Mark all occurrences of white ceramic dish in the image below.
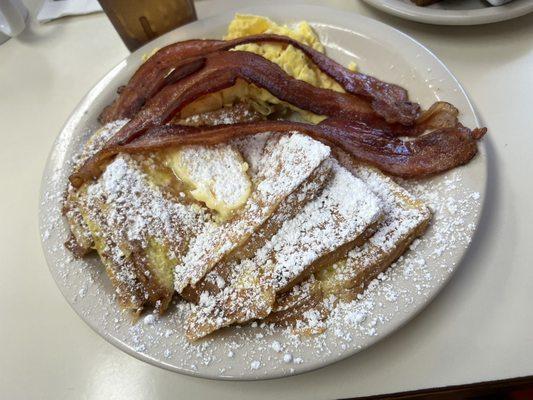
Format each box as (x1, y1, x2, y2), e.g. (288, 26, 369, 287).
(361, 0, 533, 25)
(39, 4, 487, 380)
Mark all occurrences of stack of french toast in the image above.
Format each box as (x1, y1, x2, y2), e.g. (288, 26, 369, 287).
(62, 15, 488, 341)
(64, 101, 431, 341)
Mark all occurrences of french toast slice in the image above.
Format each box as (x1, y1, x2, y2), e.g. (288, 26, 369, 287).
(64, 187, 94, 257)
(76, 154, 209, 314)
(174, 133, 332, 293)
(180, 158, 332, 303)
(185, 159, 382, 340)
(64, 120, 205, 313)
(318, 153, 432, 299)
(266, 152, 431, 331)
(64, 104, 286, 314)
(63, 120, 130, 257)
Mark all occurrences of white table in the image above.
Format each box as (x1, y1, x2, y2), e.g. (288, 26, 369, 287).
(1, 0, 532, 398)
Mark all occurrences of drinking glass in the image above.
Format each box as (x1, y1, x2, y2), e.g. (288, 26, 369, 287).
(98, 0, 197, 51)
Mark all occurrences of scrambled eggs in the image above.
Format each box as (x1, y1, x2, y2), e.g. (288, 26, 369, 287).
(147, 15, 358, 218)
(181, 14, 356, 124)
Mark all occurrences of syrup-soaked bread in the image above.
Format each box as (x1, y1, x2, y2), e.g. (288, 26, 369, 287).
(180, 158, 332, 303)
(63, 105, 270, 313)
(185, 159, 382, 341)
(266, 152, 431, 333)
(174, 133, 332, 293)
(75, 154, 208, 314)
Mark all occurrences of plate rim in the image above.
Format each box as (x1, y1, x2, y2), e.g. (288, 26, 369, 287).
(39, 3, 488, 380)
(361, 0, 533, 25)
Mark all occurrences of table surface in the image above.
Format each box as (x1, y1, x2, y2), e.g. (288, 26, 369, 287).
(1, 0, 532, 398)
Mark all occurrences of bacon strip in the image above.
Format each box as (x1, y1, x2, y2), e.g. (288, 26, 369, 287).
(99, 34, 419, 125)
(98, 50, 429, 154)
(69, 118, 485, 187)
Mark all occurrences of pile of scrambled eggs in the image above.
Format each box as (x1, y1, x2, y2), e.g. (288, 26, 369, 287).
(181, 14, 356, 124)
(152, 15, 358, 219)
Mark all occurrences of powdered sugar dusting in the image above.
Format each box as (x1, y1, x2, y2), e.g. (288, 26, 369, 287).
(167, 144, 252, 218)
(173, 133, 331, 292)
(88, 154, 204, 250)
(42, 100, 484, 379)
(42, 145, 483, 377)
(353, 164, 430, 253)
(232, 132, 272, 176)
(77, 154, 209, 310)
(185, 160, 382, 340)
(264, 160, 382, 291)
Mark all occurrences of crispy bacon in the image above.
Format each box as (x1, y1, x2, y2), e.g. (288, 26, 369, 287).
(99, 34, 419, 125)
(69, 118, 486, 187)
(416, 101, 459, 131)
(97, 51, 431, 153)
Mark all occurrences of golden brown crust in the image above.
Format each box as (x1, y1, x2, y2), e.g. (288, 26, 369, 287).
(180, 159, 333, 303)
(65, 104, 270, 314)
(334, 217, 430, 302)
(278, 218, 381, 294)
(184, 161, 383, 340)
(63, 189, 94, 257)
(265, 279, 325, 329)
(266, 162, 431, 333)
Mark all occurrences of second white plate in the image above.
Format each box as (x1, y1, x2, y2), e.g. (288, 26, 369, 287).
(361, 0, 533, 25)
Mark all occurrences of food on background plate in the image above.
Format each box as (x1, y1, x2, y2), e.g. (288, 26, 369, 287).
(410, 0, 441, 6)
(63, 14, 486, 340)
(409, 0, 513, 6)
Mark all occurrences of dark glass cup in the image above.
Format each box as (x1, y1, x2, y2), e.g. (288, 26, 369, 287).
(98, 0, 197, 51)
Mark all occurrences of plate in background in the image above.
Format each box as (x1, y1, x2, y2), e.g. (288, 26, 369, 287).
(361, 0, 533, 25)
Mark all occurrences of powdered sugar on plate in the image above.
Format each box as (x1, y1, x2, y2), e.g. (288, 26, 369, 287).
(41, 129, 484, 378)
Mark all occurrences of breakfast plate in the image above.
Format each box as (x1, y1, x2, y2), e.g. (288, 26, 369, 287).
(39, 4, 486, 380)
(361, 0, 533, 25)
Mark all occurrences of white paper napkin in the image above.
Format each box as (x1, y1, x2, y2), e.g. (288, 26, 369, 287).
(37, 0, 103, 23)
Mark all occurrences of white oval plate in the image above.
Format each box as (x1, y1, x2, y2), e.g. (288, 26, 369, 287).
(39, 4, 487, 380)
(361, 0, 533, 25)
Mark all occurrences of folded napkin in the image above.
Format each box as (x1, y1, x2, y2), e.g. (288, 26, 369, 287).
(37, 0, 103, 23)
